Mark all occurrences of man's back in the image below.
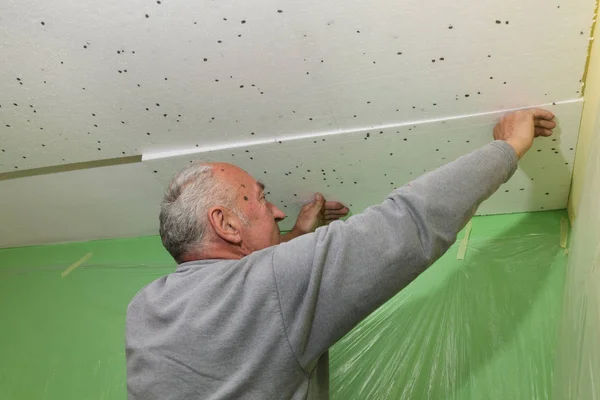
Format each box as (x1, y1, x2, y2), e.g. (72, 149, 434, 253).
(126, 252, 329, 399)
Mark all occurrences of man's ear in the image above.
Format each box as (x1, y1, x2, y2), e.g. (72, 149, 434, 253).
(207, 206, 242, 244)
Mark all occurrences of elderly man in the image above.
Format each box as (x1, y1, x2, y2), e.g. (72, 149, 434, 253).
(126, 109, 556, 399)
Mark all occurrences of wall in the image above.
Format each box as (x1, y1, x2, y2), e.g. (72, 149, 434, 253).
(569, 1, 600, 221)
(0, 236, 174, 399)
(0, 211, 568, 399)
(556, 6, 600, 397)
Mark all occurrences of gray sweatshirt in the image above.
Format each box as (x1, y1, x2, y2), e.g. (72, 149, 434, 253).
(126, 141, 518, 400)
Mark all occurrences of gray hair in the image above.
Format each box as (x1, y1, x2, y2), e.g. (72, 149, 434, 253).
(159, 162, 245, 262)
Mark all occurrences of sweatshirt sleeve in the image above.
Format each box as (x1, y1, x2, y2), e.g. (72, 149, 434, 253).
(270, 140, 518, 372)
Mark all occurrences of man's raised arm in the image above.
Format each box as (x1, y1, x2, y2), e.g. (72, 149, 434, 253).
(270, 109, 556, 372)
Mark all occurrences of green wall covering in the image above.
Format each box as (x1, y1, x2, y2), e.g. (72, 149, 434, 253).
(0, 211, 568, 399)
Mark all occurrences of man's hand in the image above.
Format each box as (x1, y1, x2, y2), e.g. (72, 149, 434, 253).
(280, 193, 349, 242)
(493, 108, 556, 158)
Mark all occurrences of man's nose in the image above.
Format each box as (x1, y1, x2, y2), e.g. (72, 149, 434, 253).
(271, 204, 286, 222)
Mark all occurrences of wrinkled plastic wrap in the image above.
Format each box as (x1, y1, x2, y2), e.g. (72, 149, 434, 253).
(330, 214, 568, 400)
(0, 210, 597, 399)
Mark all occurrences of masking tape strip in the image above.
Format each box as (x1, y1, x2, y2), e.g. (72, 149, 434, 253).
(456, 221, 473, 260)
(61, 252, 93, 278)
(560, 217, 569, 249)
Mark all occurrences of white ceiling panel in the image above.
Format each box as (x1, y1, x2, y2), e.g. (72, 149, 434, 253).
(0, 163, 164, 248)
(0, 0, 595, 172)
(0, 100, 582, 248)
(144, 100, 583, 231)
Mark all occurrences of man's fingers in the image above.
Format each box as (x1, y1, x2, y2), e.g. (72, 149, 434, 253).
(534, 118, 555, 137)
(530, 108, 555, 121)
(536, 119, 556, 129)
(301, 193, 325, 212)
(324, 205, 349, 214)
(324, 206, 349, 213)
(535, 127, 553, 137)
(323, 201, 347, 211)
(324, 210, 348, 219)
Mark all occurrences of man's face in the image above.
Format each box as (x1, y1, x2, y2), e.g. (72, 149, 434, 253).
(238, 179, 286, 253)
(218, 164, 286, 253)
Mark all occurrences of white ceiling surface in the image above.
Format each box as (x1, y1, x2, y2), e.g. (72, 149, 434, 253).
(0, 99, 582, 248)
(0, 0, 595, 173)
(145, 100, 583, 232)
(0, 0, 595, 248)
(0, 163, 164, 249)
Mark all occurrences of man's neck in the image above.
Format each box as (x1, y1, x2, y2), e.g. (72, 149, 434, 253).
(180, 243, 247, 263)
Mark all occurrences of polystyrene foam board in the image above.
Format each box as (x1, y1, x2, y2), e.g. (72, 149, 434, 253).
(0, 0, 595, 172)
(144, 100, 583, 231)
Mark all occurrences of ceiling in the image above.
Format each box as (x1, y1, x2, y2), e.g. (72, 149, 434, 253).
(0, 0, 596, 248)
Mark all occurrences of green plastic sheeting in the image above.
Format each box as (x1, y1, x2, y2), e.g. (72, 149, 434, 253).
(0, 211, 567, 399)
(330, 211, 567, 399)
(0, 236, 175, 400)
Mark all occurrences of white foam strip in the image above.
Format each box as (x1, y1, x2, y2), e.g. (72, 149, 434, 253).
(142, 99, 583, 162)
